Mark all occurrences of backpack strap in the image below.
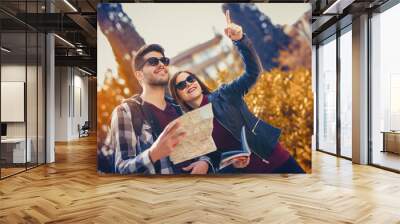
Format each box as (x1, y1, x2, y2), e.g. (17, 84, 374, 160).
(124, 95, 145, 136)
(124, 94, 162, 173)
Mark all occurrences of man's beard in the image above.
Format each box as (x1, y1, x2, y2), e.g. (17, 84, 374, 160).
(145, 75, 169, 86)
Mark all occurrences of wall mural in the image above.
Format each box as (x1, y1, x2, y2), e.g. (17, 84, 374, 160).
(97, 3, 312, 175)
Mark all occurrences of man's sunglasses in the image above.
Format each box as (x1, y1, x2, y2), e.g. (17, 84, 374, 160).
(140, 57, 170, 69)
(175, 75, 196, 90)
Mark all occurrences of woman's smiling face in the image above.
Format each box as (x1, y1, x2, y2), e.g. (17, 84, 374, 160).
(175, 72, 203, 103)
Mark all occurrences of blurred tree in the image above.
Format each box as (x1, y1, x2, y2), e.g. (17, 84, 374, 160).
(222, 3, 291, 71)
(97, 4, 146, 137)
(208, 68, 312, 173)
(244, 69, 313, 172)
(217, 5, 312, 171)
(97, 3, 146, 172)
(278, 11, 312, 71)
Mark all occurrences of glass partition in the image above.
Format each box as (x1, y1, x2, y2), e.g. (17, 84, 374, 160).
(317, 36, 337, 154)
(0, 0, 46, 179)
(339, 28, 352, 158)
(370, 3, 400, 171)
(1, 30, 28, 177)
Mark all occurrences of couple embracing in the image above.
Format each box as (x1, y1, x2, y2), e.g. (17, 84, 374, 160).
(104, 10, 304, 174)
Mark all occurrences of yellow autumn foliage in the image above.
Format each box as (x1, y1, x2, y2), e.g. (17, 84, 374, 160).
(207, 68, 313, 173)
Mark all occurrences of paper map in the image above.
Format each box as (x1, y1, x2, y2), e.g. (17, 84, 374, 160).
(169, 103, 217, 164)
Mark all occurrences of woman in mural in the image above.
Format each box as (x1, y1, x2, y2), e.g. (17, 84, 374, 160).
(169, 10, 305, 173)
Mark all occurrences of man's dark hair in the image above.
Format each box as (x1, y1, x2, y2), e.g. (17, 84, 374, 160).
(133, 44, 165, 71)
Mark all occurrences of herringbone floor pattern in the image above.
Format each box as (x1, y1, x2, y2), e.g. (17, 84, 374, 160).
(1, 135, 400, 224)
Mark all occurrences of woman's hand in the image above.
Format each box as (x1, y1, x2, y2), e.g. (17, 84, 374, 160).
(182, 160, 209, 174)
(224, 10, 243, 41)
(232, 156, 250, 168)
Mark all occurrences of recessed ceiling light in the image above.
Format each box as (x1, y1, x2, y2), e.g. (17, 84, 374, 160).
(323, 0, 355, 15)
(1, 47, 11, 53)
(63, 0, 78, 12)
(54, 34, 75, 48)
(78, 67, 93, 76)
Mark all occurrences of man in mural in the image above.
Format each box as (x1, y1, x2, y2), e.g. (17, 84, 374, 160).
(103, 43, 215, 174)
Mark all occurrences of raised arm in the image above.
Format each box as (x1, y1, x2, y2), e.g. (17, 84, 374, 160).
(218, 10, 262, 99)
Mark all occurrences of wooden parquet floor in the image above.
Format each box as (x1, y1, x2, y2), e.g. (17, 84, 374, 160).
(1, 135, 400, 224)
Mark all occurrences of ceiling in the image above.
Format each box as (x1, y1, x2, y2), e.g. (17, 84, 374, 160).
(311, 0, 390, 44)
(0, 0, 396, 76)
(0, 0, 99, 75)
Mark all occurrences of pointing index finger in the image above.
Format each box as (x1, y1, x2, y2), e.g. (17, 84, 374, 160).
(225, 10, 231, 25)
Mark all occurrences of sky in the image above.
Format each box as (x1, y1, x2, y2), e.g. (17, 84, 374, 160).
(97, 3, 310, 86)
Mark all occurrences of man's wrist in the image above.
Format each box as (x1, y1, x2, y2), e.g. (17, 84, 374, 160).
(149, 146, 160, 163)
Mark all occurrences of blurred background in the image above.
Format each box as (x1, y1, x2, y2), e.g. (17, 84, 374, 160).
(97, 3, 312, 173)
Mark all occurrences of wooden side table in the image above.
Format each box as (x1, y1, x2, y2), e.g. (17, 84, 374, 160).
(381, 131, 400, 154)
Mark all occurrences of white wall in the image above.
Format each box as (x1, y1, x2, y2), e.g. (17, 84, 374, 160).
(1, 63, 46, 164)
(55, 67, 69, 141)
(1, 65, 26, 138)
(72, 73, 89, 138)
(54, 67, 89, 141)
(1, 65, 42, 137)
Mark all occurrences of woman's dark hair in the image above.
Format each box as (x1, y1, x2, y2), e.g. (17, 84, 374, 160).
(169, 70, 211, 112)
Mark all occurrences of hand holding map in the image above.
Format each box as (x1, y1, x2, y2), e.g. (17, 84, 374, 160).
(169, 103, 217, 164)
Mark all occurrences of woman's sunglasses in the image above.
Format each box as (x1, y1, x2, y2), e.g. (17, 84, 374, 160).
(175, 75, 196, 90)
(140, 57, 170, 69)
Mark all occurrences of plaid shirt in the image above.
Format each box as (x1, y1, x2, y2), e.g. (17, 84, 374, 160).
(102, 96, 214, 174)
